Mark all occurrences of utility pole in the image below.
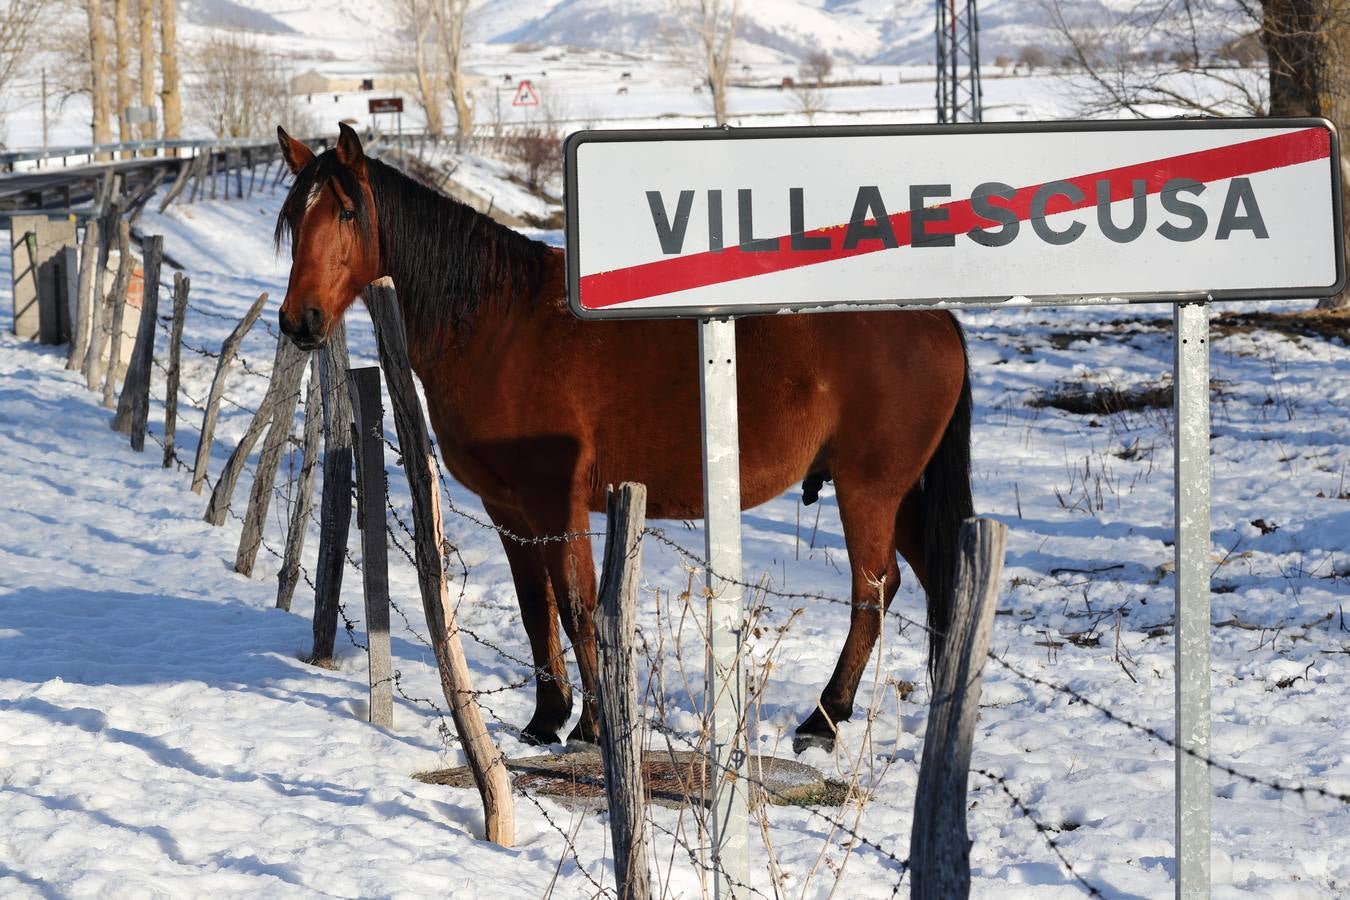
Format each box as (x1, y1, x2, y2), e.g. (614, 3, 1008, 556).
(41, 68, 49, 162)
(935, 0, 982, 123)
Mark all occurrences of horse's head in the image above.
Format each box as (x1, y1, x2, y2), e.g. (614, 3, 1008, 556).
(274, 123, 382, 350)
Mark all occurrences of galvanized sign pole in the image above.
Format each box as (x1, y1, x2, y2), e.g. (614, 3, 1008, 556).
(1173, 300, 1212, 899)
(698, 316, 750, 897)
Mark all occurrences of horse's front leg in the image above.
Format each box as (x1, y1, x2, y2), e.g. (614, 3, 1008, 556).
(536, 502, 601, 745)
(484, 502, 572, 745)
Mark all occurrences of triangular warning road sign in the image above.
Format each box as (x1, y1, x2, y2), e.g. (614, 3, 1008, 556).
(512, 80, 541, 107)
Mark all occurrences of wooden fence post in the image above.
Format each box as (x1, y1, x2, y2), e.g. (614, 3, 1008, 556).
(191, 292, 268, 493)
(910, 517, 1008, 900)
(60, 245, 79, 352)
(112, 234, 162, 449)
(310, 320, 354, 662)
(157, 156, 193, 213)
(85, 177, 122, 387)
(231, 339, 308, 574)
(162, 273, 190, 468)
(276, 355, 323, 611)
(68, 218, 99, 370)
(189, 152, 206, 204)
(364, 277, 515, 847)
(349, 366, 394, 728)
(100, 220, 133, 409)
(203, 334, 305, 528)
(596, 482, 652, 900)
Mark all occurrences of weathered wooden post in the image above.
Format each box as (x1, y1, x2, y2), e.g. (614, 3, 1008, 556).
(276, 356, 323, 611)
(310, 321, 354, 662)
(68, 219, 100, 370)
(162, 273, 190, 468)
(86, 178, 123, 386)
(189, 152, 206, 204)
(910, 517, 1008, 900)
(349, 365, 394, 728)
(112, 234, 163, 450)
(595, 482, 652, 900)
(364, 277, 515, 847)
(100, 220, 134, 408)
(230, 339, 307, 574)
(59, 245, 79, 350)
(201, 333, 304, 525)
(157, 156, 193, 213)
(191, 292, 268, 493)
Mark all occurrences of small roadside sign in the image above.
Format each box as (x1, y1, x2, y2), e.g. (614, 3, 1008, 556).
(368, 97, 404, 114)
(512, 80, 541, 107)
(565, 118, 1344, 319)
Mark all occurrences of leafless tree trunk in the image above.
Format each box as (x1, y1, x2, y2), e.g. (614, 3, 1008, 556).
(114, 0, 132, 153)
(434, 0, 472, 145)
(670, 0, 739, 125)
(389, 0, 445, 136)
(159, 0, 181, 148)
(87, 0, 114, 157)
(138, 0, 155, 142)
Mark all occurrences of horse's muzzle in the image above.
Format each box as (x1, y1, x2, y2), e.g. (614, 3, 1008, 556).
(278, 305, 327, 351)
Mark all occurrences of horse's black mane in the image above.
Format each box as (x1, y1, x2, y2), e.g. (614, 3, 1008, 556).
(276, 150, 555, 337)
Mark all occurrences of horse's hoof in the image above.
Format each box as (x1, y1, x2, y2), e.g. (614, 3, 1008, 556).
(520, 727, 562, 747)
(792, 731, 836, 755)
(566, 721, 599, 746)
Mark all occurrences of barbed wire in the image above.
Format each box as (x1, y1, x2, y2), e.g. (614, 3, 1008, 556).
(97, 281, 1350, 899)
(973, 767, 1104, 898)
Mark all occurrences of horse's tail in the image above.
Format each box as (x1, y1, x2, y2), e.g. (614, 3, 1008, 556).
(919, 315, 975, 680)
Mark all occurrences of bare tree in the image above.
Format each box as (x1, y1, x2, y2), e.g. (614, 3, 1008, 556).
(669, 0, 739, 125)
(799, 48, 833, 85)
(191, 32, 314, 139)
(0, 0, 54, 142)
(159, 0, 181, 146)
(137, 0, 156, 148)
(791, 81, 828, 123)
(433, 0, 472, 144)
(87, 0, 113, 155)
(114, 0, 131, 150)
(1017, 43, 1049, 72)
(1045, 0, 1350, 308)
(1042, 0, 1267, 117)
(388, 0, 445, 136)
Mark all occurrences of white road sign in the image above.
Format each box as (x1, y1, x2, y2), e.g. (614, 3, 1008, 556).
(564, 119, 1344, 318)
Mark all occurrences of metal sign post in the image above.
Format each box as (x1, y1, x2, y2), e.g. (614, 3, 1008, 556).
(698, 316, 749, 896)
(563, 118, 1343, 899)
(1174, 300, 1212, 899)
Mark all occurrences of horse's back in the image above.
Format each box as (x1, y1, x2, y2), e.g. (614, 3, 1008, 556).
(548, 307, 966, 516)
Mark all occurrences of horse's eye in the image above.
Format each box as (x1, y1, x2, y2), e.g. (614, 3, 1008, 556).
(339, 208, 356, 222)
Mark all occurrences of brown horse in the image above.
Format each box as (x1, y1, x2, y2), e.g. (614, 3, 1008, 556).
(274, 123, 973, 753)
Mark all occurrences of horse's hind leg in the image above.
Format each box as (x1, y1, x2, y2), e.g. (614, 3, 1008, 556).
(486, 502, 572, 745)
(793, 475, 905, 754)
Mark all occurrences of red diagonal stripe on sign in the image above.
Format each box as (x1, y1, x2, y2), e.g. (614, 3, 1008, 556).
(577, 127, 1330, 309)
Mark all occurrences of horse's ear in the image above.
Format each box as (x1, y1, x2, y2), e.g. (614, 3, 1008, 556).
(335, 122, 366, 176)
(277, 126, 314, 174)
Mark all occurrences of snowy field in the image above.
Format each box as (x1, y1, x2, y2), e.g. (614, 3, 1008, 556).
(4, 40, 1350, 900)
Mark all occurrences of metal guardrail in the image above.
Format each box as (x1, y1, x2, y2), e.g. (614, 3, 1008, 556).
(0, 137, 281, 168)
